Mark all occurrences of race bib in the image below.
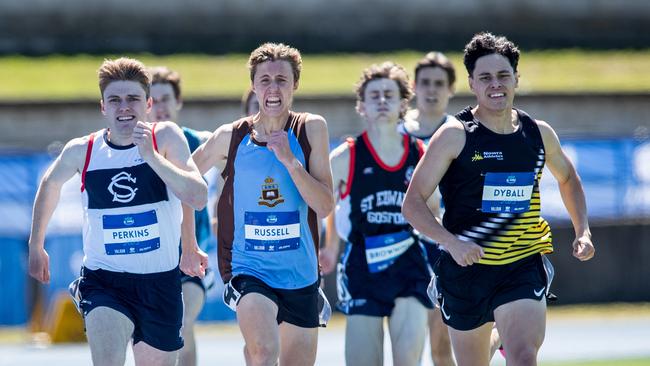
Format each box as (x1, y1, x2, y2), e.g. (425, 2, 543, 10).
(481, 172, 535, 213)
(102, 210, 160, 255)
(364, 231, 414, 273)
(244, 211, 300, 252)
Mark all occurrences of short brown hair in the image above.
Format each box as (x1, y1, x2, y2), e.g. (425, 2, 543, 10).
(355, 62, 413, 119)
(356, 62, 413, 99)
(414, 52, 456, 87)
(149, 66, 182, 101)
(98, 57, 151, 98)
(247, 43, 302, 84)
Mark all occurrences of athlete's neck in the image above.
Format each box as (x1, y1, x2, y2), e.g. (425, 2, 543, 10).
(253, 111, 290, 139)
(472, 106, 519, 134)
(106, 129, 134, 146)
(404, 109, 446, 137)
(366, 120, 402, 149)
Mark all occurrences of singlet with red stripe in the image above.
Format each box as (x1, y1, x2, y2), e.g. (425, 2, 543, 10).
(335, 132, 424, 244)
(80, 126, 182, 274)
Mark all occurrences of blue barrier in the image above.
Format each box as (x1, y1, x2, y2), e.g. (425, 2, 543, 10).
(0, 238, 29, 325)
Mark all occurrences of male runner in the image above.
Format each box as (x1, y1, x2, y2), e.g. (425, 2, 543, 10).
(189, 43, 334, 366)
(403, 33, 595, 366)
(28, 57, 207, 366)
(322, 62, 432, 366)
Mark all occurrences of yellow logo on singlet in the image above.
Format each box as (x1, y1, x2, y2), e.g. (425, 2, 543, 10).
(472, 151, 484, 162)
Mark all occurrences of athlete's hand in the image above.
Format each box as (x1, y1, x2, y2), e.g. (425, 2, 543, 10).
(445, 238, 484, 267)
(267, 131, 295, 168)
(180, 243, 209, 279)
(572, 234, 595, 261)
(319, 245, 339, 275)
(132, 121, 156, 161)
(28, 246, 50, 284)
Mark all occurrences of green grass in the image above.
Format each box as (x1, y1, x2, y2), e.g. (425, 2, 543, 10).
(0, 50, 649, 101)
(541, 358, 650, 366)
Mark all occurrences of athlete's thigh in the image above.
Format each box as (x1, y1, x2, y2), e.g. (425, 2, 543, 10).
(133, 340, 179, 366)
(494, 298, 546, 352)
(85, 306, 134, 364)
(237, 292, 280, 348)
(345, 315, 384, 366)
(388, 297, 428, 366)
(182, 280, 205, 323)
(427, 307, 453, 355)
(447, 321, 493, 366)
(278, 321, 318, 366)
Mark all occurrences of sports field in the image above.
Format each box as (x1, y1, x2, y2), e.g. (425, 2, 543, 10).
(1, 304, 649, 365)
(0, 49, 649, 101)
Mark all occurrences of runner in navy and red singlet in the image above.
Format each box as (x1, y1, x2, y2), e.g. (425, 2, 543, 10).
(321, 62, 431, 366)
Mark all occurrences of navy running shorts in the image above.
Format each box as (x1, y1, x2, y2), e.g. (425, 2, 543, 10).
(336, 241, 433, 317)
(78, 266, 184, 352)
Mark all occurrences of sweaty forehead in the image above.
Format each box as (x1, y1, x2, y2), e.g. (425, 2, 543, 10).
(473, 53, 513, 75)
(103, 80, 147, 98)
(254, 60, 293, 79)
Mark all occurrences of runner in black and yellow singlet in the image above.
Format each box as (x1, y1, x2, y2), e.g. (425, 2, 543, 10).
(403, 33, 595, 366)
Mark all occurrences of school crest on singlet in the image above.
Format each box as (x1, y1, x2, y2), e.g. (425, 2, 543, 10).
(258, 177, 285, 207)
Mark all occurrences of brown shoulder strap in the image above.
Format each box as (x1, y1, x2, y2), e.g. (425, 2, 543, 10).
(290, 112, 312, 172)
(221, 117, 253, 181)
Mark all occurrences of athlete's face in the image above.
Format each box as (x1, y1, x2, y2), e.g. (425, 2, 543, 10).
(149, 82, 181, 122)
(101, 80, 151, 139)
(415, 66, 454, 115)
(358, 78, 405, 125)
(469, 53, 518, 112)
(252, 60, 297, 118)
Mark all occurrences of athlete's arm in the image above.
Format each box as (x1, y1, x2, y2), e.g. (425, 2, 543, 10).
(28, 137, 86, 283)
(194, 129, 213, 146)
(135, 121, 207, 210)
(538, 120, 594, 261)
(180, 203, 208, 278)
(425, 188, 442, 220)
(402, 121, 484, 266)
(178, 128, 214, 277)
(268, 114, 334, 218)
(320, 142, 351, 275)
(192, 123, 231, 176)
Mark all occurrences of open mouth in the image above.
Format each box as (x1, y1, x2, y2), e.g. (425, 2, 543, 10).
(488, 92, 505, 99)
(117, 115, 136, 122)
(265, 96, 281, 108)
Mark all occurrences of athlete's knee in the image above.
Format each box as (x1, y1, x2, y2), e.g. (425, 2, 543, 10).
(506, 344, 538, 366)
(91, 350, 127, 366)
(245, 340, 279, 366)
(430, 342, 454, 366)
